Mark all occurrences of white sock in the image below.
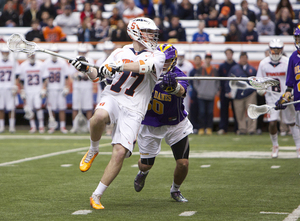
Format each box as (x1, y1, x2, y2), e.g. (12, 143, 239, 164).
(30, 119, 36, 128)
(140, 170, 149, 175)
(90, 138, 100, 152)
(0, 119, 4, 128)
(60, 121, 65, 128)
(290, 125, 300, 150)
(37, 110, 44, 128)
(93, 181, 108, 197)
(270, 133, 279, 147)
(170, 181, 181, 193)
(9, 118, 15, 129)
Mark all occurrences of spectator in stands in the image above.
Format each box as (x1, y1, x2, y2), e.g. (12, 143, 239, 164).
(192, 20, 209, 42)
(197, 0, 215, 20)
(257, 2, 275, 22)
(94, 18, 110, 42)
(91, 0, 105, 13)
(123, 0, 144, 24)
(256, 13, 275, 36)
(93, 9, 103, 29)
(177, 0, 194, 20)
(252, 0, 262, 17)
(4, 0, 24, 18)
(54, 5, 80, 35)
(25, 20, 45, 42)
(241, 21, 258, 42)
(38, 0, 57, 22)
(80, 1, 94, 24)
(138, 0, 155, 19)
(217, 4, 231, 27)
(218, 0, 235, 20)
(40, 11, 50, 28)
(218, 48, 237, 135)
(55, 0, 73, 15)
(158, 0, 177, 23)
(194, 52, 219, 135)
(43, 16, 67, 42)
(275, 7, 294, 35)
(115, 0, 129, 17)
(227, 9, 249, 34)
(164, 16, 186, 42)
(225, 52, 257, 135)
(109, 7, 122, 27)
(0, 0, 5, 12)
(77, 16, 96, 42)
(22, 0, 40, 27)
(224, 23, 241, 42)
(241, 0, 256, 23)
(110, 19, 130, 42)
(275, 0, 294, 20)
(0, 0, 19, 27)
(153, 16, 166, 41)
(206, 8, 219, 28)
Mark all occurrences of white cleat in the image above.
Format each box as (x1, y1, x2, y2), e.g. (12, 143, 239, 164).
(48, 128, 55, 134)
(9, 127, 16, 133)
(0, 127, 4, 133)
(39, 127, 45, 134)
(70, 127, 77, 134)
(60, 127, 68, 134)
(29, 127, 36, 134)
(297, 149, 300, 159)
(272, 146, 279, 158)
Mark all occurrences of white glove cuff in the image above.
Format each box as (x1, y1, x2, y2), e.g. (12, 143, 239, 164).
(139, 60, 154, 74)
(170, 83, 181, 95)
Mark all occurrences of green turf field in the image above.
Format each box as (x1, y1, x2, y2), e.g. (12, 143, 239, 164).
(0, 131, 300, 221)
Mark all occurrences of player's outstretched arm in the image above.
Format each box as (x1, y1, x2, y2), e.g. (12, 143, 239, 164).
(159, 72, 185, 97)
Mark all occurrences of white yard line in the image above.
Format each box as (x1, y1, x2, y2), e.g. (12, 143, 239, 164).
(283, 205, 300, 221)
(260, 211, 289, 215)
(0, 135, 111, 140)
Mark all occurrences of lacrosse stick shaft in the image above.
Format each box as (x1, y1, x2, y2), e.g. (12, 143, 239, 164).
(159, 76, 250, 81)
(282, 100, 300, 106)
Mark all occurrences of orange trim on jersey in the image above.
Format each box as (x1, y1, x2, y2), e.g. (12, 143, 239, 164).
(105, 64, 112, 72)
(139, 60, 145, 65)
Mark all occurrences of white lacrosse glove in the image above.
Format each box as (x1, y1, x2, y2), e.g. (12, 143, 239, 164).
(69, 56, 91, 73)
(257, 89, 266, 96)
(40, 88, 47, 98)
(20, 89, 26, 100)
(11, 85, 18, 96)
(108, 59, 124, 72)
(98, 64, 116, 79)
(62, 87, 69, 97)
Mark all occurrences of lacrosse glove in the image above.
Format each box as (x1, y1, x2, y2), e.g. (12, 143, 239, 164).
(98, 64, 116, 79)
(275, 94, 291, 110)
(159, 72, 180, 94)
(69, 56, 90, 73)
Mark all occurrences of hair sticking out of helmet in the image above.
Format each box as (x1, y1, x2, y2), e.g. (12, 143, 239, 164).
(127, 17, 159, 51)
(269, 39, 284, 63)
(294, 25, 300, 53)
(157, 43, 178, 74)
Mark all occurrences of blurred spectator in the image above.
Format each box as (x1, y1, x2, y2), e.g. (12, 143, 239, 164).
(206, 8, 219, 28)
(218, 48, 237, 135)
(192, 20, 209, 42)
(159, 0, 177, 23)
(54, 5, 80, 35)
(218, 0, 235, 20)
(178, 0, 194, 20)
(80, 1, 94, 24)
(256, 13, 275, 36)
(164, 16, 186, 42)
(225, 52, 257, 135)
(138, 0, 156, 19)
(55, 0, 73, 14)
(3, 0, 24, 17)
(43, 16, 67, 42)
(153, 16, 166, 41)
(0, 1, 5, 12)
(77, 16, 96, 42)
(93, 9, 103, 28)
(94, 18, 110, 42)
(241, 0, 256, 23)
(115, 0, 129, 17)
(253, 0, 262, 17)
(275, 7, 294, 35)
(197, 0, 215, 20)
(194, 52, 219, 135)
(224, 23, 241, 42)
(22, 0, 40, 27)
(227, 9, 249, 34)
(91, 0, 105, 13)
(241, 21, 258, 42)
(275, 0, 294, 20)
(25, 20, 45, 42)
(258, 2, 275, 22)
(109, 7, 122, 27)
(0, 0, 19, 27)
(123, 0, 145, 24)
(38, 0, 57, 21)
(40, 11, 50, 28)
(111, 19, 130, 42)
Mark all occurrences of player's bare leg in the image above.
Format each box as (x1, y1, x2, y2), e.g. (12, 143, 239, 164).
(59, 110, 67, 133)
(269, 121, 279, 158)
(70, 110, 78, 133)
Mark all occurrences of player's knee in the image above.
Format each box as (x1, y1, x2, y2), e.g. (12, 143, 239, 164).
(91, 109, 110, 124)
(269, 121, 277, 128)
(141, 157, 155, 166)
(113, 145, 128, 160)
(176, 158, 189, 169)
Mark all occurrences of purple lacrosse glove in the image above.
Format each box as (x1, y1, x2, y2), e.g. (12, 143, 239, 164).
(275, 96, 288, 110)
(159, 72, 178, 94)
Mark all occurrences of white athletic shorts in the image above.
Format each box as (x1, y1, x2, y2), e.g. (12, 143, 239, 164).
(296, 111, 300, 127)
(72, 88, 93, 111)
(48, 89, 66, 110)
(26, 93, 42, 110)
(267, 104, 295, 124)
(137, 117, 193, 159)
(0, 88, 15, 110)
(95, 94, 143, 156)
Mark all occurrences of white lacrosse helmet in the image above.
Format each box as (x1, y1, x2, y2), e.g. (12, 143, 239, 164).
(269, 39, 284, 63)
(49, 43, 59, 52)
(1, 44, 10, 61)
(77, 43, 88, 54)
(127, 17, 159, 51)
(103, 41, 115, 50)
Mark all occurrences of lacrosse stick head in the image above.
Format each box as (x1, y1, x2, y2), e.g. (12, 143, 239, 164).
(229, 80, 250, 90)
(247, 104, 270, 120)
(48, 119, 58, 130)
(24, 105, 34, 120)
(248, 77, 279, 90)
(7, 33, 39, 57)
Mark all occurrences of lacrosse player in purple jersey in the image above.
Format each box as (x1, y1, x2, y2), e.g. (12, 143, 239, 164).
(134, 44, 193, 202)
(275, 25, 300, 158)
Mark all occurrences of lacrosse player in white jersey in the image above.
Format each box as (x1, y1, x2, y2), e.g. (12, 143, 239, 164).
(0, 45, 19, 133)
(43, 44, 70, 134)
(256, 39, 300, 158)
(69, 17, 165, 209)
(70, 43, 95, 133)
(18, 54, 48, 133)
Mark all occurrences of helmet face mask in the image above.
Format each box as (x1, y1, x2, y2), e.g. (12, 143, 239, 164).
(157, 43, 177, 74)
(269, 39, 283, 62)
(294, 26, 300, 52)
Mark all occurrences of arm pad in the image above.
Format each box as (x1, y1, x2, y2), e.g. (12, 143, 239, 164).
(139, 60, 154, 74)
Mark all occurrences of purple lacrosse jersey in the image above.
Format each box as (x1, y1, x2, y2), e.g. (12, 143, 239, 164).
(142, 66, 189, 127)
(286, 50, 300, 111)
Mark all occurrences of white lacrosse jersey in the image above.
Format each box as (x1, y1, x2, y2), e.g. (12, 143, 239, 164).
(71, 57, 94, 89)
(101, 44, 165, 116)
(0, 59, 19, 89)
(256, 56, 289, 104)
(43, 58, 70, 90)
(18, 60, 48, 93)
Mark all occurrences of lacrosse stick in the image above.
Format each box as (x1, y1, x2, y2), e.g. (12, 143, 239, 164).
(47, 102, 58, 130)
(7, 33, 99, 69)
(229, 80, 281, 94)
(73, 89, 88, 133)
(247, 100, 300, 120)
(24, 104, 34, 120)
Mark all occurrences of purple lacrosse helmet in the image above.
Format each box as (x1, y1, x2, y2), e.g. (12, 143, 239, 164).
(157, 43, 177, 73)
(294, 25, 300, 53)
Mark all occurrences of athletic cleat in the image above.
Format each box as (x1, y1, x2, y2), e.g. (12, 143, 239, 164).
(39, 127, 45, 134)
(79, 150, 98, 172)
(272, 146, 279, 158)
(48, 128, 55, 134)
(90, 194, 104, 209)
(9, 127, 16, 133)
(297, 149, 300, 158)
(134, 171, 148, 192)
(29, 127, 36, 133)
(60, 127, 68, 134)
(171, 191, 188, 202)
(0, 127, 4, 133)
(70, 127, 77, 134)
